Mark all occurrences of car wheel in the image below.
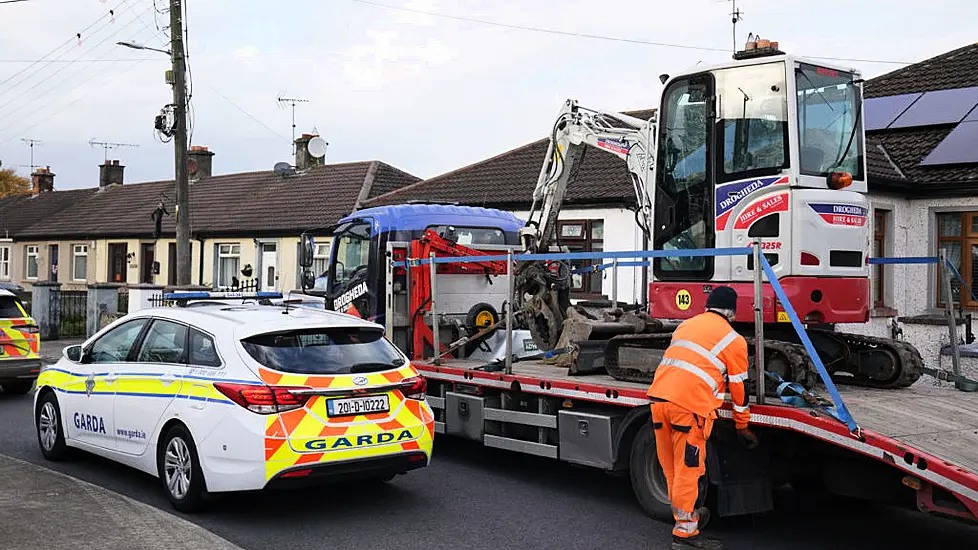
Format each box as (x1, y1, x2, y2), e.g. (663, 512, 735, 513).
(628, 422, 674, 521)
(158, 424, 208, 513)
(4, 381, 35, 395)
(36, 391, 70, 461)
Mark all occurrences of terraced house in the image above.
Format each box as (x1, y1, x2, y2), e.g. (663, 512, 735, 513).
(0, 135, 419, 294)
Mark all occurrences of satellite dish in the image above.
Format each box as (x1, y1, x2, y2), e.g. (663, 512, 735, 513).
(273, 162, 294, 176)
(307, 137, 328, 159)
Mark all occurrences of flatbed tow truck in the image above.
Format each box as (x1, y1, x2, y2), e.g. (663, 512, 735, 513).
(297, 40, 978, 525)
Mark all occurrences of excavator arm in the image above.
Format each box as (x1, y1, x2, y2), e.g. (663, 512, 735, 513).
(516, 100, 658, 351)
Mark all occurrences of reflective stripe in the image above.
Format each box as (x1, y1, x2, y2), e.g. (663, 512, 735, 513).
(717, 393, 730, 401)
(659, 357, 718, 393)
(711, 329, 739, 356)
(733, 403, 750, 413)
(672, 339, 727, 375)
(728, 372, 749, 383)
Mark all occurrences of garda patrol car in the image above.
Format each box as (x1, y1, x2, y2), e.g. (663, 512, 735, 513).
(0, 288, 40, 394)
(33, 292, 434, 512)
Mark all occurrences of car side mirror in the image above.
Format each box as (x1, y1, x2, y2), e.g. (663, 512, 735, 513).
(299, 233, 315, 269)
(64, 345, 83, 363)
(300, 269, 317, 291)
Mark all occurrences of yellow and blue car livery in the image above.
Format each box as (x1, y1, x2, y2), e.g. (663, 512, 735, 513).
(0, 288, 40, 394)
(33, 296, 434, 509)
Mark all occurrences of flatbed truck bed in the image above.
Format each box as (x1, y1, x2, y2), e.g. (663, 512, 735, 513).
(416, 358, 978, 523)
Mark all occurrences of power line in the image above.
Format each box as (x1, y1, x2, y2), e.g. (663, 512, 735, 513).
(208, 84, 290, 142)
(346, 0, 912, 65)
(0, 58, 156, 63)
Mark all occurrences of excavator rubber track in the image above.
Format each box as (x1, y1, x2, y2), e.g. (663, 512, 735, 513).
(603, 333, 819, 394)
(603, 330, 922, 391)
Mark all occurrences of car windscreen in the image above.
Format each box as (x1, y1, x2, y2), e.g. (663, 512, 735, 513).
(240, 326, 405, 375)
(0, 297, 25, 318)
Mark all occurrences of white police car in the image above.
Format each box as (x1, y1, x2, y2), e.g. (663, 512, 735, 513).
(33, 292, 434, 512)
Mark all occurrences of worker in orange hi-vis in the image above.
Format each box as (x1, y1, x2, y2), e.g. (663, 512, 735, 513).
(647, 286, 759, 550)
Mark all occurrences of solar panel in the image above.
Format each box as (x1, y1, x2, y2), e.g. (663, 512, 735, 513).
(864, 93, 922, 131)
(889, 86, 978, 129)
(919, 121, 978, 165)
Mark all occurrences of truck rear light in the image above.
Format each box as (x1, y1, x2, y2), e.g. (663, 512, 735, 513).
(214, 382, 312, 414)
(800, 252, 821, 266)
(400, 376, 427, 400)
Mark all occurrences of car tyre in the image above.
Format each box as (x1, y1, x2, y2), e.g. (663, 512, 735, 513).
(629, 421, 674, 521)
(4, 381, 35, 395)
(158, 424, 208, 513)
(36, 391, 71, 461)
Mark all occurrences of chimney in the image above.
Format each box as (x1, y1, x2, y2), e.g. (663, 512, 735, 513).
(187, 145, 214, 180)
(294, 133, 325, 171)
(31, 166, 55, 194)
(99, 159, 125, 188)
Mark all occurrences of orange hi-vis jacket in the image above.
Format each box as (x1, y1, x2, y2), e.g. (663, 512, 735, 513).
(647, 311, 751, 429)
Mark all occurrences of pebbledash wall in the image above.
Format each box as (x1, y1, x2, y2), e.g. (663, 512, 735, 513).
(838, 195, 978, 385)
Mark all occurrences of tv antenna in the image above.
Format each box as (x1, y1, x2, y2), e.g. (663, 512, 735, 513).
(89, 138, 139, 162)
(277, 95, 309, 154)
(20, 138, 42, 170)
(729, 0, 744, 53)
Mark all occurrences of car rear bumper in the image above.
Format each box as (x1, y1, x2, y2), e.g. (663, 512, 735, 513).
(0, 358, 41, 381)
(265, 451, 430, 489)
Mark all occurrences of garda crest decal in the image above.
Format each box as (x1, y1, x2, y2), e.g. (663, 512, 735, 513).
(303, 429, 415, 451)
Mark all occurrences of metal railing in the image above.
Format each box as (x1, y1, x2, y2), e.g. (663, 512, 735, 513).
(393, 240, 862, 435)
(59, 290, 87, 338)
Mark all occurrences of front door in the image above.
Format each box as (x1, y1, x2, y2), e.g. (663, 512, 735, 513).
(114, 318, 185, 455)
(48, 244, 59, 281)
(140, 243, 155, 284)
(108, 243, 128, 283)
(66, 317, 150, 450)
(261, 243, 278, 291)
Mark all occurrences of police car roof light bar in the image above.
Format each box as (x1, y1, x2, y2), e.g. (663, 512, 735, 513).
(163, 291, 285, 301)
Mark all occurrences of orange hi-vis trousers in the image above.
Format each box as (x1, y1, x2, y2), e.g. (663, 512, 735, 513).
(651, 400, 714, 539)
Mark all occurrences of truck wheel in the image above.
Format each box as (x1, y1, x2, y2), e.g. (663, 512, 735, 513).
(466, 303, 498, 333)
(4, 381, 35, 395)
(628, 423, 673, 521)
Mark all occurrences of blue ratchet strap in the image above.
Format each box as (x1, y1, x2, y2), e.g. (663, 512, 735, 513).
(764, 371, 845, 424)
(945, 259, 978, 303)
(867, 256, 939, 265)
(759, 254, 860, 435)
(394, 246, 754, 268)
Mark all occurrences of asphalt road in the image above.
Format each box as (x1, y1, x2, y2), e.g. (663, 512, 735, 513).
(2, 391, 976, 550)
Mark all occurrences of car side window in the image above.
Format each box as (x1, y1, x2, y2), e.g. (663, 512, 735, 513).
(136, 320, 189, 365)
(189, 329, 221, 367)
(87, 319, 149, 363)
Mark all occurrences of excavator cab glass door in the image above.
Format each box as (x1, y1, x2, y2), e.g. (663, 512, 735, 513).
(653, 73, 715, 281)
(326, 220, 378, 319)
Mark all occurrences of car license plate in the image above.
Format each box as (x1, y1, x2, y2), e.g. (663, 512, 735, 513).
(327, 395, 390, 417)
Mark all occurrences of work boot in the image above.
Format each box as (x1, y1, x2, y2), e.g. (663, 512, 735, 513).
(672, 534, 724, 550)
(695, 506, 711, 531)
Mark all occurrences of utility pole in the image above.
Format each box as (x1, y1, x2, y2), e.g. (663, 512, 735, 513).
(170, 0, 191, 286)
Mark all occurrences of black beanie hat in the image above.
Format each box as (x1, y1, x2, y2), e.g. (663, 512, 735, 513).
(705, 286, 738, 313)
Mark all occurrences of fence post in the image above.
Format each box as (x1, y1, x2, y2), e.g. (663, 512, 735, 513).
(86, 283, 121, 338)
(127, 284, 165, 314)
(430, 252, 440, 365)
(611, 258, 619, 305)
(505, 249, 514, 375)
(30, 282, 61, 341)
(753, 238, 766, 405)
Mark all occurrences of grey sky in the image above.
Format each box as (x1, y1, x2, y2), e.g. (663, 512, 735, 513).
(0, 0, 975, 190)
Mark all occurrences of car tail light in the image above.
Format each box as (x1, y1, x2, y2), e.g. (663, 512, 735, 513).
(400, 376, 427, 400)
(214, 382, 311, 414)
(281, 469, 312, 478)
(12, 324, 39, 335)
(800, 252, 820, 266)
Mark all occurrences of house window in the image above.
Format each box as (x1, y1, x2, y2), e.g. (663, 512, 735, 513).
(872, 210, 890, 308)
(217, 243, 241, 288)
(72, 244, 88, 281)
(25, 245, 39, 279)
(312, 243, 330, 277)
(557, 219, 604, 297)
(937, 212, 978, 308)
(0, 245, 10, 280)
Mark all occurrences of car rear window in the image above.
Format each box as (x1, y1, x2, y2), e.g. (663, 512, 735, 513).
(240, 327, 404, 375)
(0, 297, 25, 319)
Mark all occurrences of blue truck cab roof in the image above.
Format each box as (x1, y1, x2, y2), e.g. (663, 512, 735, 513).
(341, 204, 525, 235)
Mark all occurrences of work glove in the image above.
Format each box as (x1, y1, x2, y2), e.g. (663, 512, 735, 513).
(736, 427, 759, 450)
